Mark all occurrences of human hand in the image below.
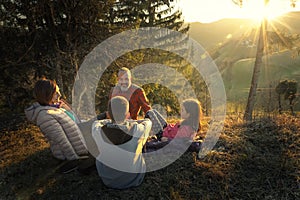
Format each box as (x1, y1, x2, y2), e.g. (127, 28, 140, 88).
(161, 137, 168, 142)
(59, 99, 72, 111)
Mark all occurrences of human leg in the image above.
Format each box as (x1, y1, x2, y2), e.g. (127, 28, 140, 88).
(145, 109, 167, 140)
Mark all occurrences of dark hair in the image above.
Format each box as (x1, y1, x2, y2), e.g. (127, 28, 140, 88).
(180, 99, 202, 132)
(108, 96, 129, 123)
(33, 78, 57, 106)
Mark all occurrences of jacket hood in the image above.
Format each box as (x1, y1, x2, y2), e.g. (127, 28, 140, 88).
(24, 102, 54, 124)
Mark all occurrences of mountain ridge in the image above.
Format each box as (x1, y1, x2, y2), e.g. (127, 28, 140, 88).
(188, 11, 300, 50)
(186, 11, 300, 110)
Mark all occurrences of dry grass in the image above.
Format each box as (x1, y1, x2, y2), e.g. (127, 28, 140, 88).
(0, 113, 299, 199)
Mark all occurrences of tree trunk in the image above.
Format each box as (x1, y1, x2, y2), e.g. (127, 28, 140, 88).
(289, 98, 294, 116)
(278, 94, 282, 114)
(55, 54, 64, 98)
(243, 18, 268, 121)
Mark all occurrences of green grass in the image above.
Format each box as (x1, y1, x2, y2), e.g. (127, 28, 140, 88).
(220, 49, 300, 112)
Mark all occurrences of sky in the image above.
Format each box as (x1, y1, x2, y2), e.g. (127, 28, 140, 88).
(179, 0, 300, 23)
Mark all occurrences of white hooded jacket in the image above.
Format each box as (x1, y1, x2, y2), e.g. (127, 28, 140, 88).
(25, 102, 88, 160)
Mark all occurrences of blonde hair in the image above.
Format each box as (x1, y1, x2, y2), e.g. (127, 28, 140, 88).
(118, 67, 131, 78)
(108, 96, 129, 123)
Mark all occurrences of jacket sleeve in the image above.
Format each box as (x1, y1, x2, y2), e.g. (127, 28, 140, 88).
(137, 118, 152, 145)
(137, 88, 151, 113)
(108, 87, 114, 100)
(38, 111, 81, 160)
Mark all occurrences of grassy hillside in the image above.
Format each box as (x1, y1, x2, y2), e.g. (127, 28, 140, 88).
(188, 18, 256, 50)
(188, 11, 300, 50)
(188, 11, 300, 112)
(221, 49, 300, 112)
(1, 114, 299, 199)
(223, 50, 300, 97)
(273, 11, 300, 33)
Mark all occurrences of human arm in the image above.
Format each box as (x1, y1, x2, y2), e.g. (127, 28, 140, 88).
(58, 99, 72, 111)
(133, 118, 152, 137)
(57, 99, 81, 124)
(78, 118, 100, 157)
(108, 87, 114, 100)
(134, 118, 152, 147)
(162, 123, 178, 139)
(136, 88, 151, 114)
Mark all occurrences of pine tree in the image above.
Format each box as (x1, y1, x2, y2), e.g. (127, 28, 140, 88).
(0, 0, 114, 111)
(98, 0, 208, 116)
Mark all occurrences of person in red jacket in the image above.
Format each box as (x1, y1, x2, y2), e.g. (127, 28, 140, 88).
(98, 67, 151, 120)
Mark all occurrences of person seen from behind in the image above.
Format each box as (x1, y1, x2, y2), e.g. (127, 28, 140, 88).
(92, 96, 152, 189)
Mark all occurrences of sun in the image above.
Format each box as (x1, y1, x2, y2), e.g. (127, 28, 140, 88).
(239, 0, 291, 21)
(180, 0, 296, 23)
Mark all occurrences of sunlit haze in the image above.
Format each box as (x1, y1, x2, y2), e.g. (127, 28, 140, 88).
(180, 0, 300, 23)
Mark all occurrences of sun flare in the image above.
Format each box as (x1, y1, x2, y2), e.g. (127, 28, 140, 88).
(240, 0, 290, 22)
(180, 0, 298, 23)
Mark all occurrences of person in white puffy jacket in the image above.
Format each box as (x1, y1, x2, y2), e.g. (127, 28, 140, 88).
(25, 78, 89, 161)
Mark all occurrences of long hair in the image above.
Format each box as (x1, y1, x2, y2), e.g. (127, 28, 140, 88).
(180, 99, 202, 132)
(33, 78, 57, 106)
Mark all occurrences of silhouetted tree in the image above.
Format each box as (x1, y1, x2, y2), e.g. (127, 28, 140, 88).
(0, 0, 113, 111)
(275, 80, 298, 115)
(232, 0, 298, 121)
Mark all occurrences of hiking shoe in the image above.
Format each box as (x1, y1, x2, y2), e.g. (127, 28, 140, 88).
(188, 142, 201, 152)
(77, 156, 96, 175)
(57, 160, 79, 174)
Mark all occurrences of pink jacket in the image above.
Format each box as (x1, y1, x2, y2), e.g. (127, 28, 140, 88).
(162, 122, 195, 140)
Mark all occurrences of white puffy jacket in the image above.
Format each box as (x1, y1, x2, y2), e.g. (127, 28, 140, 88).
(25, 102, 88, 160)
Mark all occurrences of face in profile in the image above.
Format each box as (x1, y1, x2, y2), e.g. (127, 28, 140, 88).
(51, 86, 62, 104)
(118, 72, 132, 92)
(180, 104, 190, 120)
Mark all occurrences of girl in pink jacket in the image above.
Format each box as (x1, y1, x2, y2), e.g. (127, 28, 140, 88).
(160, 99, 201, 141)
(145, 99, 202, 152)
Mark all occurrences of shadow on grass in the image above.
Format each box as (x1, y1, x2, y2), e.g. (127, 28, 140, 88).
(225, 117, 299, 199)
(1, 149, 61, 200)
(1, 115, 299, 199)
(1, 148, 202, 199)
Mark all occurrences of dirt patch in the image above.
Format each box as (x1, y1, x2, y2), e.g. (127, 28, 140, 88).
(0, 114, 299, 199)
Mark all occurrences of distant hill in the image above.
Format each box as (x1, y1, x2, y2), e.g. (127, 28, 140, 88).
(223, 50, 300, 98)
(188, 11, 300, 50)
(188, 18, 255, 50)
(187, 11, 300, 111)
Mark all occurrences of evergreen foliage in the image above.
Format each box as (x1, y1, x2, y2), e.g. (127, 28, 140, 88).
(0, 0, 206, 116)
(1, 0, 114, 112)
(94, 0, 205, 116)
